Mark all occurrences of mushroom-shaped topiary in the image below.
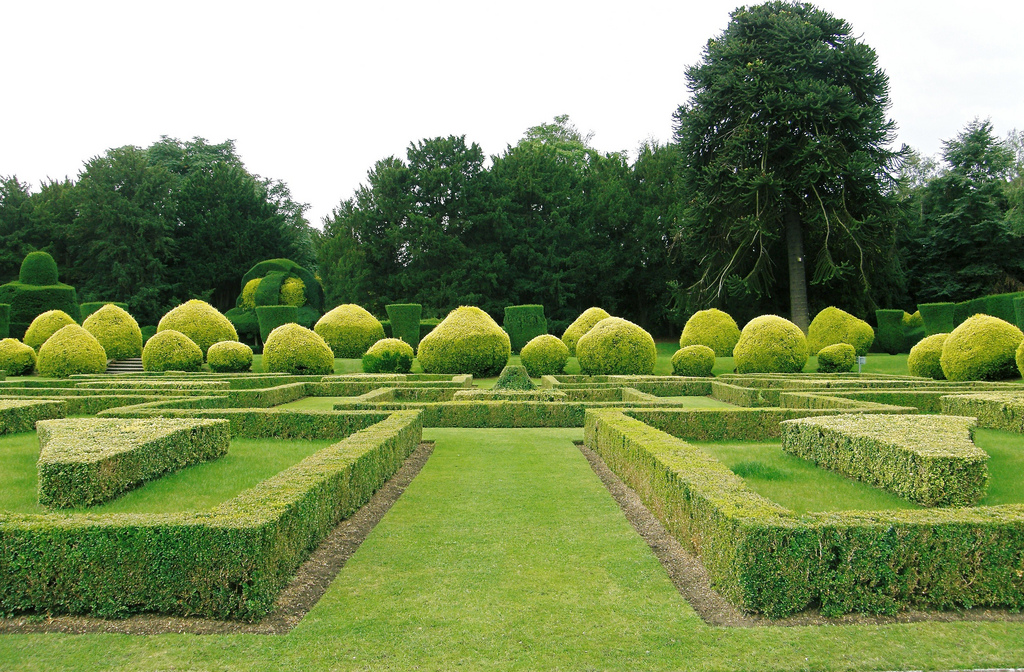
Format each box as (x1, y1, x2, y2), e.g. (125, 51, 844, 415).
(0, 338, 37, 375)
(561, 307, 611, 357)
(416, 306, 511, 377)
(494, 364, 535, 390)
(142, 330, 204, 372)
(37, 325, 108, 377)
(520, 334, 569, 378)
(576, 317, 656, 376)
(909, 333, 948, 380)
(314, 304, 385, 359)
(671, 345, 715, 377)
(157, 299, 238, 358)
(807, 306, 875, 356)
(19, 251, 60, 286)
(24, 310, 77, 351)
(817, 343, 856, 373)
(679, 308, 741, 357)
(940, 315, 1023, 381)
(263, 323, 335, 375)
(361, 337, 414, 374)
(82, 304, 143, 360)
(207, 341, 253, 373)
(733, 315, 809, 374)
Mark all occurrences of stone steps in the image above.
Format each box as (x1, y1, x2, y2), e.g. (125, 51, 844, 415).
(105, 357, 143, 374)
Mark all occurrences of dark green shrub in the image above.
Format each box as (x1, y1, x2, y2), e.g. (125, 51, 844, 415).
(919, 302, 956, 335)
(141, 325, 157, 344)
(986, 293, 1022, 324)
(240, 258, 325, 312)
(562, 307, 611, 356)
(576, 317, 656, 375)
(362, 338, 414, 373)
(874, 309, 905, 355)
(908, 333, 948, 379)
(807, 306, 874, 356)
(1016, 297, 1024, 331)
(253, 271, 287, 306)
(940, 314, 1023, 381)
(417, 306, 510, 377)
(494, 364, 535, 390)
(678, 308, 741, 357)
(0, 251, 80, 339)
(80, 302, 129, 320)
(519, 334, 569, 377)
(82, 304, 143, 359)
(671, 345, 715, 377)
(207, 341, 253, 373)
(157, 300, 238, 358)
(142, 330, 203, 372)
(225, 306, 259, 341)
(902, 310, 926, 352)
(816, 343, 856, 373)
(263, 323, 335, 375)
(37, 325, 108, 378)
(385, 304, 422, 348)
(733, 315, 808, 374)
(19, 251, 59, 285)
(503, 305, 547, 352)
(0, 303, 10, 339)
(0, 338, 36, 375)
(256, 305, 298, 343)
(419, 318, 441, 341)
(315, 304, 385, 358)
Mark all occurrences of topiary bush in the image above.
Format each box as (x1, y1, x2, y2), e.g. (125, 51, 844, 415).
(671, 345, 715, 377)
(561, 307, 611, 356)
(874, 309, 905, 355)
(157, 299, 238, 358)
(733, 315, 809, 374)
(82, 304, 143, 360)
(494, 364, 535, 390)
(207, 341, 253, 373)
(385, 304, 423, 349)
(0, 251, 80, 339)
(416, 306, 511, 377)
(362, 338, 415, 373)
(940, 314, 1024, 381)
(0, 303, 9, 339)
(36, 325, 108, 378)
(919, 302, 956, 336)
(576, 317, 656, 376)
(279, 277, 306, 307)
(240, 278, 261, 310)
(19, 251, 59, 286)
(519, 334, 569, 377)
(817, 343, 856, 373)
(142, 330, 204, 372)
(80, 302, 130, 321)
(23, 310, 77, 351)
(807, 306, 874, 356)
(503, 305, 547, 353)
(0, 338, 37, 375)
(678, 308, 741, 357)
(314, 304, 385, 359)
(256, 305, 298, 343)
(909, 333, 948, 380)
(263, 323, 335, 375)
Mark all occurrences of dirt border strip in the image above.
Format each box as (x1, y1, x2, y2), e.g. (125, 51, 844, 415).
(577, 441, 1024, 629)
(0, 441, 435, 636)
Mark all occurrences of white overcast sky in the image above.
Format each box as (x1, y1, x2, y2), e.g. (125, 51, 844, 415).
(2, 0, 1022, 228)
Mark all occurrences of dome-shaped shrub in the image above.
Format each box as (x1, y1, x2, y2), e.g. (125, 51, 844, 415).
(314, 304, 385, 359)
(671, 345, 715, 377)
(279, 277, 306, 307)
(909, 333, 948, 380)
(37, 325, 107, 378)
(362, 338, 414, 374)
(207, 341, 253, 373)
(82, 304, 143, 360)
(817, 343, 856, 373)
(494, 364, 534, 390)
(416, 306, 511, 377)
(561, 307, 611, 356)
(142, 330, 204, 372)
(0, 338, 37, 375)
(157, 299, 238, 358)
(576, 317, 656, 376)
(807, 306, 874, 356)
(24, 310, 77, 351)
(679, 309, 741, 357)
(940, 315, 1023, 381)
(240, 278, 261, 310)
(19, 251, 59, 286)
(733, 315, 809, 374)
(520, 334, 569, 378)
(263, 323, 335, 375)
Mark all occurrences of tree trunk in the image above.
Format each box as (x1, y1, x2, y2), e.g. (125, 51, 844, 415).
(786, 207, 809, 332)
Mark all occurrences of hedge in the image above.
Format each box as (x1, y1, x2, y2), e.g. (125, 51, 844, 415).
(207, 341, 253, 373)
(80, 302, 130, 320)
(503, 305, 547, 352)
(452, 389, 566, 402)
(576, 317, 656, 376)
(263, 323, 334, 375)
(919, 302, 956, 336)
(0, 394, 163, 416)
(941, 393, 1024, 433)
(0, 399, 67, 434)
(874, 309, 905, 354)
(0, 303, 10, 340)
(142, 330, 204, 372)
(385, 303, 422, 348)
(256, 305, 298, 343)
(816, 343, 856, 373)
(671, 345, 715, 377)
(0, 338, 36, 376)
(0, 283, 81, 340)
(678, 308, 741, 357)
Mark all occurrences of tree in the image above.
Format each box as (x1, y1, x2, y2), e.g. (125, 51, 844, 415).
(674, 1, 902, 329)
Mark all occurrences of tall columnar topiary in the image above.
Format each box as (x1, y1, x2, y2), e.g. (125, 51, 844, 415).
(671, 345, 715, 377)
(82, 304, 143, 360)
(0, 338, 37, 375)
(142, 330, 204, 372)
(23, 310, 77, 351)
(561, 307, 611, 356)
(874, 309, 905, 355)
(314, 304, 385, 358)
(263, 323, 335, 375)
(733, 315, 809, 374)
(226, 259, 325, 339)
(157, 299, 238, 358)
(519, 334, 569, 378)
(256, 305, 298, 343)
(807, 306, 874, 356)
(207, 341, 253, 373)
(417, 306, 511, 377)
(36, 325, 108, 378)
(940, 314, 1023, 381)
(678, 308, 741, 357)
(0, 251, 81, 339)
(817, 343, 856, 373)
(919, 302, 957, 336)
(576, 317, 657, 376)
(385, 304, 423, 349)
(362, 338, 414, 374)
(503, 305, 548, 353)
(909, 333, 948, 380)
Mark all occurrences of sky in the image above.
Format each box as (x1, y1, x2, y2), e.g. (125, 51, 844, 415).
(2, 0, 1022, 228)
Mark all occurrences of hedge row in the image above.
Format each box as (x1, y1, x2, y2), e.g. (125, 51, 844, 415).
(452, 389, 567, 402)
(73, 380, 231, 391)
(0, 399, 67, 434)
(0, 394, 164, 416)
(941, 393, 1024, 433)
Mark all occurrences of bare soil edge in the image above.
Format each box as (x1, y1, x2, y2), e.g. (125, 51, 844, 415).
(0, 441, 435, 636)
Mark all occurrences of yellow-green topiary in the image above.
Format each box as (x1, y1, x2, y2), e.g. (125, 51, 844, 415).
(0, 338, 37, 375)
(157, 299, 238, 358)
(903, 310, 924, 330)
(416, 306, 511, 377)
(36, 325, 108, 377)
(207, 340, 253, 373)
(362, 338, 414, 373)
(576, 317, 656, 376)
(263, 323, 335, 375)
(279, 277, 306, 307)
(909, 333, 948, 380)
(82, 304, 143, 360)
(734, 315, 809, 374)
(940, 315, 1023, 381)
(561, 307, 611, 356)
(142, 330, 203, 372)
(240, 278, 261, 310)
(817, 343, 856, 373)
(679, 308, 741, 357)
(24, 310, 76, 351)
(671, 345, 715, 377)
(807, 306, 874, 356)
(520, 334, 569, 377)
(314, 304, 385, 359)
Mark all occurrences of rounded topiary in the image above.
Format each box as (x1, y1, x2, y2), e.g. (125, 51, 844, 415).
(520, 334, 569, 378)
(24, 310, 77, 351)
(576, 317, 656, 376)
(0, 338, 37, 375)
(240, 278, 261, 310)
(733, 315, 809, 374)
(142, 330, 203, 372)
(279, 277, 306, 307)
(19, 251, 59, 286)
(416, 306, 511, 377)
(157, 299, 238, 358)
(362, 337, 414, 374)
(679, 308, 741, 357)
(36, 325, 108, 378)
(82, 304, 143, 360)
(909, 333, 948, 380)
(207, 341, 253, 373)
(314, 304, 385, 359)
(494, 364, 535, 390)
(807, 306, 875, 356)
(263, 323, 335, 375)
(817, 343, 856, 373)
(671, 345, 715, 377)
(940, 315, 1024, 381)
(562, 307, 611, 356)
